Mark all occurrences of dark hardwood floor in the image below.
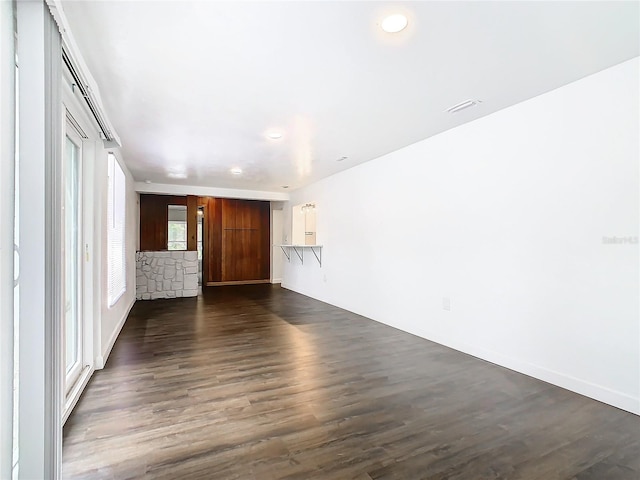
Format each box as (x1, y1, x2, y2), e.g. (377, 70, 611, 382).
(63, 285, 640, 479)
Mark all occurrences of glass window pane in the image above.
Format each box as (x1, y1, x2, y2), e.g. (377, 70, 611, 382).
(107, 153, 126, 306)
(64, 136, 79, 375)
(167, 205, 187, 250)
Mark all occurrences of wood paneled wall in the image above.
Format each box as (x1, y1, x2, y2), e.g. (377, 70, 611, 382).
(199, 197, 270, 285)
(139, 194, 197, 251)
(200, 197, 223, 283)
(141, 194, 270, 284)
(186, 195, 198, 251)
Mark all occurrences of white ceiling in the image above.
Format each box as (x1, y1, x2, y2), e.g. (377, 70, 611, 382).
(60, 1, 639, 193)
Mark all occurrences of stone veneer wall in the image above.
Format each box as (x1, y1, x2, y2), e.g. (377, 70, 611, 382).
(136, 251, 199, 300)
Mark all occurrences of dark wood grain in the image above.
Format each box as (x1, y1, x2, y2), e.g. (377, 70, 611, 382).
(139, 194, 188, 251)
(260, 201, 271, 280)
(186, 195, 198, 251)
(221, 198, 237, 230)
(149, 197, 270, 284)
(63, 285, 640, 479)
(199, 196, 222, 283)
(220, 199, 270, 283)
(139, 194, 169, 251)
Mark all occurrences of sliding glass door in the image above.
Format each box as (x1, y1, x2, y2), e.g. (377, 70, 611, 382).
(63, 131, 82, 391)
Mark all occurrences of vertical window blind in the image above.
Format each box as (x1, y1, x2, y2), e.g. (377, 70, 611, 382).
(107, 153, 126, 306)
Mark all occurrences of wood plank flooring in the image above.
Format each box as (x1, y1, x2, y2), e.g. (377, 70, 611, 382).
(63, 285, 640, 479)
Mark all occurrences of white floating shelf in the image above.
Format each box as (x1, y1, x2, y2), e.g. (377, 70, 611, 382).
(278, 245, 323, 267)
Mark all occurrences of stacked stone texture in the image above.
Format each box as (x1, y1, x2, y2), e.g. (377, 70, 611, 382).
(136, 251, 199, 300)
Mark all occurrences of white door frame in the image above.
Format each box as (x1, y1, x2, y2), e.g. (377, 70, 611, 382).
(17, 2, 63, 478)
(63, 126, 83, 392)
(61, 75, 97, 420)
(0, 1, 17, 478)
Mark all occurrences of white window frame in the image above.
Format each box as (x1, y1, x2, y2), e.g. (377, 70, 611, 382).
(107, 153, 126, 307)
(61, 71, 97, 423)
(62, 127, 83, 393)
(0, 1, 17, 477)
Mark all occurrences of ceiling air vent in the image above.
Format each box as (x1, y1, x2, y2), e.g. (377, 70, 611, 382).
(446, 99, 481, 114)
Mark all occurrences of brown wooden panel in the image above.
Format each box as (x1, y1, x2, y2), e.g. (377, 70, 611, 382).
(139, 194, 188, 251)
(222, 229, 263, 281)
(221, 229, 235, 281)
(140, 194, 167, 251)
(242, 230, 262, 280)
(186, 195, 197, 251)
(197, 197, 270, 283)
(221, 198, 237, 230)
(202, 197, 222, 283)
(235, 200, 256, 230)
(245, 229, 262, 281)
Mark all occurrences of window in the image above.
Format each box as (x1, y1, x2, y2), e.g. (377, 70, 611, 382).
(107, 153, 126, 306)
(64, 132, 82, 390)
(167, 205, 187, 250)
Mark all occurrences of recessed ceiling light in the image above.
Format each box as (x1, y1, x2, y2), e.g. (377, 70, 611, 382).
(144, 179, 152, 184)
(231, 167, 242, 175)
(167, 172, 187, 179)
(267, 132, 283, 140)
(381, 14, 408, 33)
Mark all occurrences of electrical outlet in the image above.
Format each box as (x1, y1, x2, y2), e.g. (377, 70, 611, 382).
(442, 297, 451, 311)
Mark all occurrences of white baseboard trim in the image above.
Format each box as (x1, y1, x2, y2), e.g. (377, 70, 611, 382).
(279, 283, 639, 415)
(95, 356, 104, 369)
(271, 278, 282, 284)
(95, 297, 135, 370)
(421, 332, 640, 415)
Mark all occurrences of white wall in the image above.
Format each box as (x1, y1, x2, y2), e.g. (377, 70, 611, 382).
(271, 205, 284, 283)
(0, 1, 16, 476)
(282, 58, 640, 414)
(96, 149, 137, 368)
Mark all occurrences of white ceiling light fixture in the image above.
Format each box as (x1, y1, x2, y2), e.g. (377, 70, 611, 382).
(231, 167, 243, 175)
(381, 14, 408, 33)
(337, 156, 348, 162)
(167, 172, 187, 179)
(446, 99, 482, 114)
(266, 131, 283, 140)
